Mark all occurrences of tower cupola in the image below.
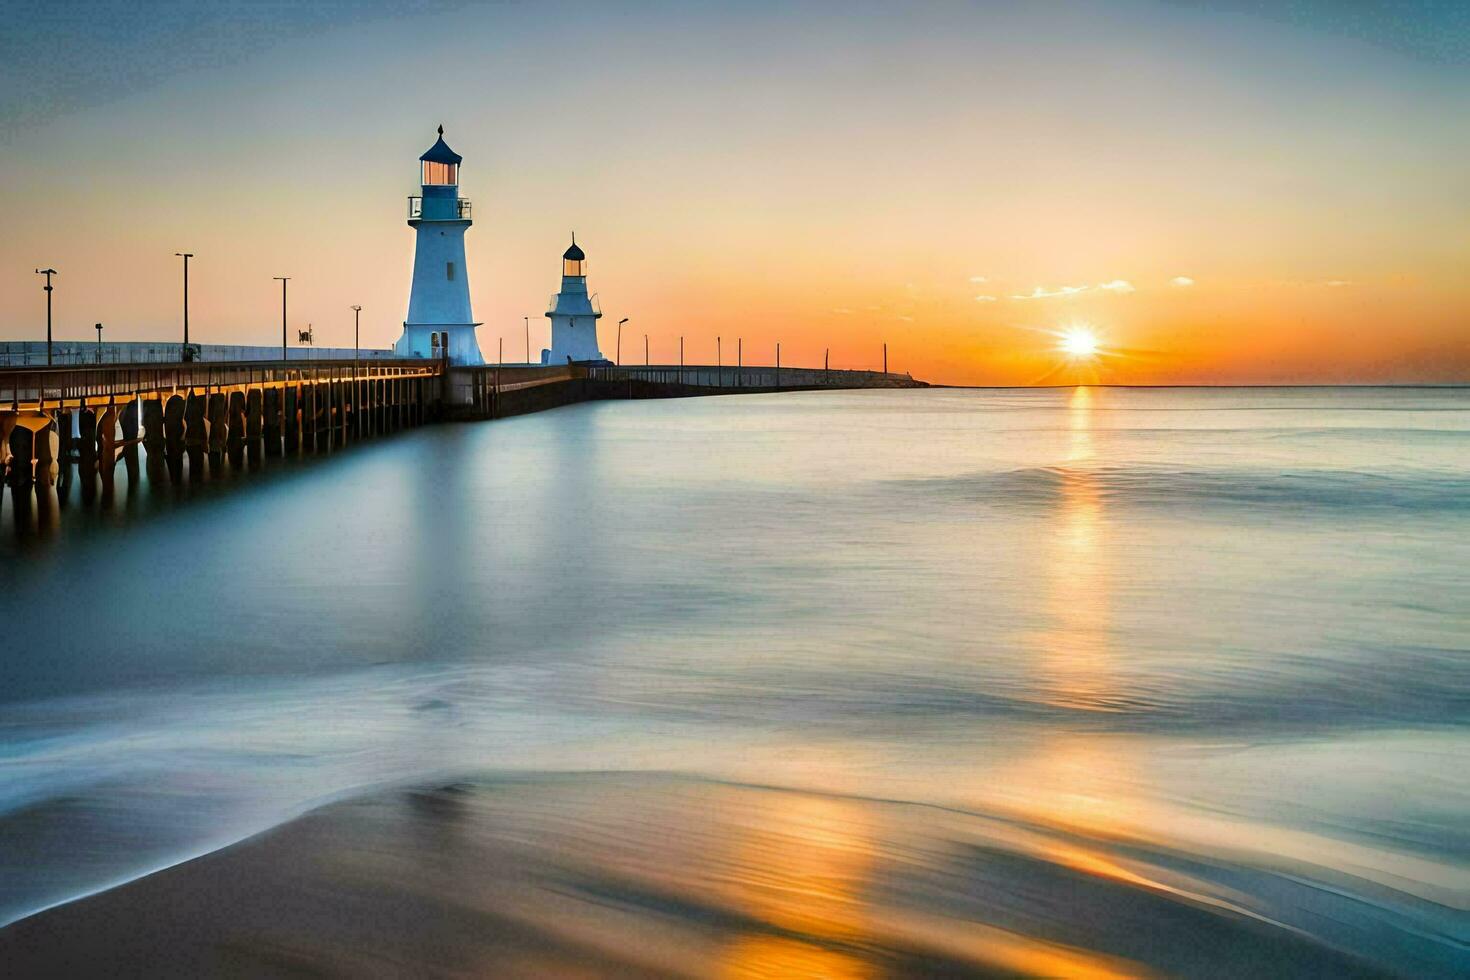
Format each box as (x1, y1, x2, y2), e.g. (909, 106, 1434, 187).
(563, 238, 586, 278)
(419, 125, 462, 186)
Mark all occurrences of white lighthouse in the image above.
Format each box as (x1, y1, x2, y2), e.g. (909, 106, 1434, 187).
(395, 127, 484, 365)
(541, 238, 608, 364)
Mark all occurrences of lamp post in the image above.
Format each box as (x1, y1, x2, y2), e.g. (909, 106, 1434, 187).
(644, 333, 649, 367)
(737, 337, 742, 387)
(273, 277, 290, 361)
(524, 316, 530, 365)
(679, 335, 684, 383)
(175, 252, 193, 348)
(350, 305, 362, 435)
(617, 317, 628, 366)
(717, 336, 722, 386)
(350, 305, 362, 392)
(95, 322, 103, 364)
(34, 268, 56, 365)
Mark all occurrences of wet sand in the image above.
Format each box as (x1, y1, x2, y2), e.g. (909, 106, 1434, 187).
(1, 773, 1401, 978)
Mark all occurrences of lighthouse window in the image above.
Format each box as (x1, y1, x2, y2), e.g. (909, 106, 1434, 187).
(446, 261, 455, 281)
(421, 161, 458, 185)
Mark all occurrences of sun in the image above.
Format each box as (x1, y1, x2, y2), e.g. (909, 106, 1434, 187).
(1059, 327, 1100, 358)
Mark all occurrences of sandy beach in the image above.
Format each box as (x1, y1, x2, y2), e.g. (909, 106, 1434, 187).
(2, 772, 1399, 978)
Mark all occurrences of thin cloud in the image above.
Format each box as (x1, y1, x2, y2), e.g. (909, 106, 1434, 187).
(1170, 276, 1195, 287)
(1273, 278, 1358, 288)
(969, 275, 988, 283)
(974, 295, 998, 302)
(1011, 284, 1090, 300)
(1011, 279, 1138, 299)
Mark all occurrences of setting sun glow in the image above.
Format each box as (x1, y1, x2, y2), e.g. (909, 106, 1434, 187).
(1060, 328, 1101, 358)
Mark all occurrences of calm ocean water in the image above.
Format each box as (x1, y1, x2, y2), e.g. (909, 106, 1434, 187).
(2, 387, 1467, 974)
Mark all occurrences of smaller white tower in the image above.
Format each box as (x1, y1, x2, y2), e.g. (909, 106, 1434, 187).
(541, 237, 607, 364)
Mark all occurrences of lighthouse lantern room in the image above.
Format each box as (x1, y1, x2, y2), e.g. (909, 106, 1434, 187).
(395, 126, 484, 365)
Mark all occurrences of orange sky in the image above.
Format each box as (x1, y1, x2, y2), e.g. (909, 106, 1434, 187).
(1, 1, 1465, 385)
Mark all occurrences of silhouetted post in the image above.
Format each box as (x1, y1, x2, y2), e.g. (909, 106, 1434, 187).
(175, 253, 193, 348)
(524, 316, 530, 364)
(883, 342, 887, 374)
(776, 342, 781, 388)
(679, 336, 684, 384)
(98, 403, 118, 501)
(273, 277, 290, 361)
(95, 323, 103, 364)
(207, 392, 228, 464)
(34, 268, 56, 366)
(617, 317, 628, 366)
(738, 337, 742, 387)
(77, 408, 97, 502)
(717, 336, 722, 387)
(263, 388, 282, 454)
(645, 334, 649, 367)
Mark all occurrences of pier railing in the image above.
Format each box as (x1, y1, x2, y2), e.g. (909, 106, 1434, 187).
(407, 196, 472, 220)
(584, 364, 918, 388)
(2, 359, 441, 411)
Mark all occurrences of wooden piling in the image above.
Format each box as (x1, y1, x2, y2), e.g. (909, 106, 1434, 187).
(224, 393, 245, 449)
(35, 421, 59, 487)
(57, 409, 74, 467)
(184, 391, 208, 451)
(207, 392, 229, 456)
(183, 391, 207, 481)
(284, 386, 300, 452)
(98, 404, 118, 502)
(7, 423, 33, 488)
(77, 408, 98, 502)
(262, 387, 281, 454)
(121, 398, 140, 487)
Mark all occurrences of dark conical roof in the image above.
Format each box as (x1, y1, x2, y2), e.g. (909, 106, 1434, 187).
(419, 125, 462, 165)
(563, 241, 585, 261)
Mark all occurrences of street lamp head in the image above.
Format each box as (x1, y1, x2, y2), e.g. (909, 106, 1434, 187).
(618, 317, 629, 325)
(175, 252, 193, 258)
(351, 305, 362, 312)
(35, 268, 56, 275)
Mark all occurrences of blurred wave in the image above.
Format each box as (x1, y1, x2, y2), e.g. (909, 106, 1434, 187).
(6, 774, 1463, 977)
(895, 464, 1470, 512)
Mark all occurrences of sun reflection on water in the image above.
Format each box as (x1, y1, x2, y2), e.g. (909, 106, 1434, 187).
(984, 386, 1143, 839)
(717, 793, 875, 977)
(1042, 385, 1114, 713)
